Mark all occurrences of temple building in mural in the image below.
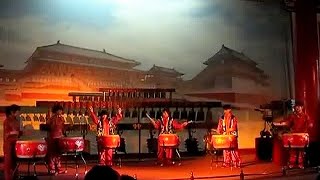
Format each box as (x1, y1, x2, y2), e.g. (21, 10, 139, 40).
(0, 42, 270, 107)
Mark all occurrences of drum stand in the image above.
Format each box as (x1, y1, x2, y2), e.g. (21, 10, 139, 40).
(63, 151, 87, 178)
(13, 156, 49, 177)
(283, 142, 308, 171)
(159, 146, 182, 166)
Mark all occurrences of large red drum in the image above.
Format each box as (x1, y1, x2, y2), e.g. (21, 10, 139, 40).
(58, 137, 85, 152)
(97, 135, 120, 149)
(211, 135, 237, 149)
(282, 133, 309, 148)
(158, 134, 179, 147)
(15, 140, 47, 158)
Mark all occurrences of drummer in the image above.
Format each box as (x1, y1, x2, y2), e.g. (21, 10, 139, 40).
(47, 104, 66, 175)
(3, 104, 22, 180)
(147, 108, 190, 166)
(277, 101, 313, 169)
(216, 104, 241, 168)
(88, 106, 123, 166)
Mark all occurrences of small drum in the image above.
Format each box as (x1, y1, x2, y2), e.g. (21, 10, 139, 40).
(58, 137, 85, 152)
(158, 134, 179, 147)
(282, 133, 309, 148)
(15, 140, 47, 158)
(211, 135, 237, 149)
(97, 135, 120, 149)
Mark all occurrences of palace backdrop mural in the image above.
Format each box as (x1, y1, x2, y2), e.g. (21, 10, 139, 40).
(0, 0, 293, 155)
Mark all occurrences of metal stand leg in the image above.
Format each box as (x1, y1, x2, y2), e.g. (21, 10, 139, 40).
(80, 152, 87, 174)
(65, 153, 68, 173)
(13, 163, 20, 178)
(75, 153, 79, 178)
(33, 161, 37, 176)
(175, 148, 181, 166)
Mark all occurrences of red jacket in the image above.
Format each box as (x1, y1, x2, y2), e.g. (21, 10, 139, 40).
(47, 115, 65, 139)
(90, 111, 122, 136)
(285, 113, 311, 133)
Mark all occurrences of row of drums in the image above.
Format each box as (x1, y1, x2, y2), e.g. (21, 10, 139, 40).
(15, 134, 182, 159)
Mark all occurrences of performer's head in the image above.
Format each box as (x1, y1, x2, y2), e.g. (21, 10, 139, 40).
(294, 100, 304, 114)
(52, 104, 63, 115)
(99, 110, 109, 120)
(162, 108, 170, 119)
(223, 104, 232, 114)
(5, 104, 21, 118)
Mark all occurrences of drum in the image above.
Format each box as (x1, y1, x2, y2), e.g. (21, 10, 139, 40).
(97, 135, 120, 149)
(58, 137, 85, 152)
(211, 135, 237, 149)
(15, 140, 47, 158)
(282, 133, 309, 148)
(158, 134, 179, 147)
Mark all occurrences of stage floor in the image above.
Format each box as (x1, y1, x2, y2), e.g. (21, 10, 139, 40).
(0, 153, 319, 180)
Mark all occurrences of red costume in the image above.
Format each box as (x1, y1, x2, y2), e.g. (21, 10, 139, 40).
(3, 105, 21, 180)
(217, 114, 241, 167)
(89, 108, 122, 166)
(3, 115, 20, 180)
(47, 113, 65, 174)
(149, 109, 189, 165)
(283, 112, 311, 168)
(154, 118, 185, 163)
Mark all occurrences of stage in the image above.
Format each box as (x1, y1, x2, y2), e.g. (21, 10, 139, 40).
(0, 152, 319, 180)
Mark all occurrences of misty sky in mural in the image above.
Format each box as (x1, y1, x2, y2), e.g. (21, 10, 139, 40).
(0, 0, 291, 98)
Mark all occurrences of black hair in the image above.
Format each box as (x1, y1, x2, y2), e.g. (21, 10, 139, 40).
(51, 104, 63, 113)
(84, 165, 120, 180)
(5, 104, 21, 117)
(98, 110, 109, 117)
(162, 108, 170, 114)
(222, 104, 232, 110)
(295, 100, 304, 107)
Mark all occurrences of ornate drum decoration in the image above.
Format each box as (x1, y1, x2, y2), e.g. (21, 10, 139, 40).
(58, 137, 85, 152)
(97, 135, 121, 149)
(158, 134, 179, 147)
(211, 135, 237, 149)
(282, 133, 309, 148)
(15, 140, 47, 158)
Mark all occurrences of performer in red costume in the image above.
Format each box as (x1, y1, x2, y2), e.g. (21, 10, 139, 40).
(216, 104, 241, 168)
(88, 106, 123, 166)
(147, 108, 191, 165)
(47, 104, 66, 175)
(279, 101, 313, 169)
(3, 104, 21, 180)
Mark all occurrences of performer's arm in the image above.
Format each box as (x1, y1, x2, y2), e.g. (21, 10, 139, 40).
(146, 114, 159, 129)
(228, 117, 238, 132)
(88, 106, 99, 125)
(5, 120, 20, 138)
(216, 118, 223, 134)
(111, 107, 123, 125)
(172, 119, 190, 130)
(306, 114, 313, 129)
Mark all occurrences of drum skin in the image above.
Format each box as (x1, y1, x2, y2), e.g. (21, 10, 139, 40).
(211, 135, 237, 149)
(15, 140, 47, 158)
(97, 135, 120, 149)
(282, 133, 309, 148)
(158, 134, 179, 147)
(58, 137, 85, 152)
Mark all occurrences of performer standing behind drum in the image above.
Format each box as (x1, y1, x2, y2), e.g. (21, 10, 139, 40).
(216, 104, 241, 168)
(147, 108, 190, 165)
(47, 104, 66, 175)
(278, 101, 313, 169)
(3, 104, 21, 180)
(88, 106, 123, 166)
